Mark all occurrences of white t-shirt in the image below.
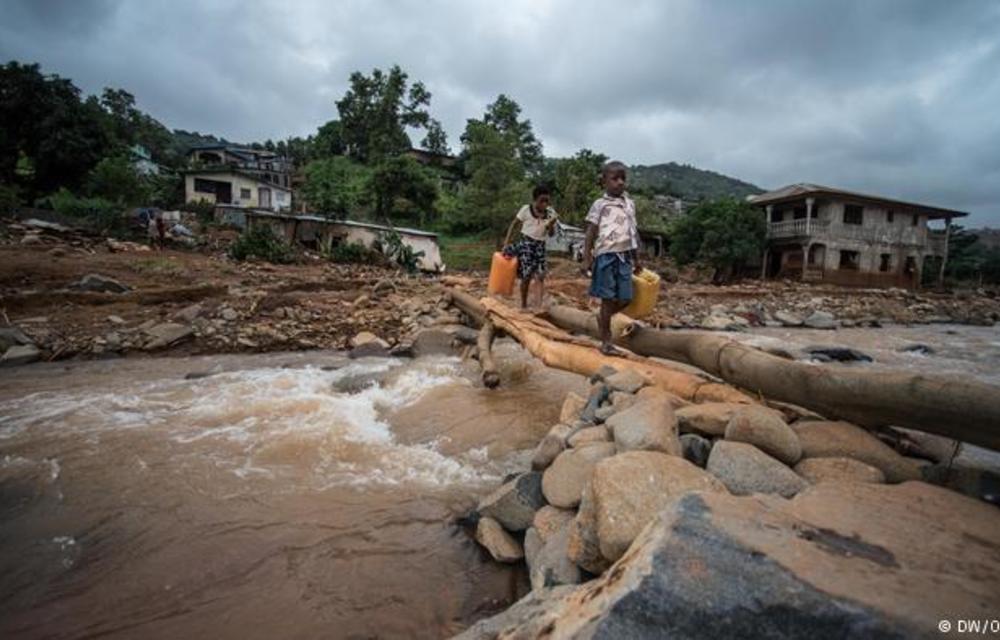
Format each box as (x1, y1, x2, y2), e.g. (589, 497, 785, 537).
(516, 205, 557, 241)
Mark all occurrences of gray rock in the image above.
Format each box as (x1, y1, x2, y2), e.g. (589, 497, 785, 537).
(531, 423, 572, 471)
(1, 344, 41, 367)
(529, 523, 582, 591)
(593, 404, 616, 423)
(411, 329, 457, 356)
(803, 310, 837, 330)
(69, 273, 130, 293)
(606, 395, 681, 456)
(173, 304, 203, 323)
(474, 516, 523, 563)
(542, 442, 616, 508)
(676, 402, 750, 436)
(680, 433, 712, 467)
(604, 369, 647, 394)
(477, 471, 545, 532)
(0, 327, 32, 352)
(589, 365, 620, 383)
(523, 526, 544, 570)
(567, 426, 612, 448)
(143, 323, 194, 350)
(450, 585, 577, 640)
(348, 342, 390, 359)
(567, 482, 611, 575)
(804, 346, 873, 363)
(774, 310, 804, 327)
(471, 482, 1000, 638)
(707, 441, 808, 498)
(724, 406, 802, 466)
(793, 420, 922, 483)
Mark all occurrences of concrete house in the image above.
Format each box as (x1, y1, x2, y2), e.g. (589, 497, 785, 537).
(183, 145, 294, 212)
(749, 184, 967, 288)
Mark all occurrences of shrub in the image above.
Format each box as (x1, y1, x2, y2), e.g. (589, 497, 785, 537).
(330, 241, 378, 264)
(374, 229, 425, 273)
(40, 188, 123, 233)
(228, 225, 295, 263)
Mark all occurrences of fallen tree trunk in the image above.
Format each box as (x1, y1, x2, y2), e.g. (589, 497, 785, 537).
(446, 290, 752, 405)
(478, 320, 501, 389)
(545, 305, 1000, 451)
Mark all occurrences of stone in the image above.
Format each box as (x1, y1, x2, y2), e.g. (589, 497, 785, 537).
(567, 426, 611, 448)
(107, 315, 126, 325)
(589, 365, 619, 383)
(450, 585, 577, 640)
(700, 314, 740, 331)
(591, 451, 727, 562)
(348, 342, 390, 359)
(724, 405, 802, 465)
(69, 273, 130, 293)
(707, 441, 808, 498)
(523, 527, 543, 570)
(1, 344, 41, 367)
(578, 384, 610, 423)
(529, 523, 582, 591)
(774, 310, 804, 326)
(593, 405, 616, 423)
(900, 343, 935, 355)
(610, 391, 637, 412)
(795, 457, 885, 484)
(793, 420, 922, 483)
(143, 323, 194, 350)
(605, 395, 681, 456)
(388, 342, 414, 358)
(603, 369, 647, 394)
(173, 304, 202, 323)
(634, 385, 686, 408)
(0, 327, 32, 352)
(372, 278, 396, 295)
(477, 472, 545, 532)
(220, 307, 239, 322)
(803, 310, 837, 329)
(566, 483, 612, 575)
(559, 392, 587, 423)
(349, 331, 388, 350)
(542, 442, 616, 508)
(475, 517, 523, 563)
(470, 482, 1000, 639)
(411, 329, 456, 356)
(680, 433, 712, 467)
(531, 423, 572, 471)
(48, 247, 67, 257)
(532, 506, 576, 543)
(676, 402, 752, 436)
(804, 346, 873, 363)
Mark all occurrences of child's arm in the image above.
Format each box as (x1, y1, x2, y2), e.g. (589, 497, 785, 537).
(582, 223, 597, 271)
(503, 217, 520, 247)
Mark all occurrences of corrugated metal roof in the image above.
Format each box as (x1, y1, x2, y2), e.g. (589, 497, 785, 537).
(748, 183, 968, 219)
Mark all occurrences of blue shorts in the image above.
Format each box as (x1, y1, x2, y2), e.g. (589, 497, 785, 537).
(589, 253, 633, 301)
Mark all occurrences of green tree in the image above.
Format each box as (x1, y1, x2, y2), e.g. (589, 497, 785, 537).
(477, 94, 543, 174)
(86, 155, 149, 206)
(370, 155, 439, 226)
(299, 157, 372, 218)
(312, 119, 345, 158)
(668, 198, 766, 283)
(421, 119, 450, 156)
(453, 120, 527, 240)
(553, 149, 606, 222)
(335, 65, 433, 163)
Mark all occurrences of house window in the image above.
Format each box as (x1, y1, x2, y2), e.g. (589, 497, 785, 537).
(912, 214, 919, 227)
(770, 209, 781, 223)
(844, 204, 863, 225)
(240, 188, 252, 200)
(839, 250, 860, 271)
(194, 178, 217, 194)
(793, 206, 806, 220)
(276, 191, 286, 202)
(879, 254, 892, 272)
(887, 210, 894, 223)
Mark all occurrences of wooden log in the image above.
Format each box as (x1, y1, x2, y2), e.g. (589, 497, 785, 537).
(478, 320, 501, 389)
(545, 305, 1000, 451)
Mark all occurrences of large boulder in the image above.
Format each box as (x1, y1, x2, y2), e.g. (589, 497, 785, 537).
(466, 482, 1000, 638)
(591, 451, 726, 562)
(531, 423, 573, 471)
(0, 327, 32, 352)
(724, 406, 802, 465)
(707, 441, 808, 498)
(411, 329, 457, 357)
(143, 323, 194, 350)
(795, 457, 886, 484)
(605, 395, 681, 456)
(474, 516, 523, 563)
(542, 442, 616, 508)
(676, 402, 750, 437)
(559, 392, 587, 424)
(793, 420, 922, 483)
(1, 344, 41, 367)
(477, 471, 545, 531)
(604, 368, 647, 394)
(803, 310, 837, 329)
(567, 425, 611, 448)
(532, 506, 576, 542)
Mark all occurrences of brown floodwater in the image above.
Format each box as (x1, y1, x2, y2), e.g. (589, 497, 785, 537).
(0, 345, 588, 639)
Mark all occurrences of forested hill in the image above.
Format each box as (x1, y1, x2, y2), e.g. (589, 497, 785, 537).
(628, 162, 765, 201)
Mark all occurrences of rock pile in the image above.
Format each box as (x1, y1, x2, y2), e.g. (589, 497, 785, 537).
(463, 374, 1000, 638)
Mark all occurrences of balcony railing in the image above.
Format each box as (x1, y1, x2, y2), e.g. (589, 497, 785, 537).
(767, 219, 830, 238)
(768, 220, 945, 252)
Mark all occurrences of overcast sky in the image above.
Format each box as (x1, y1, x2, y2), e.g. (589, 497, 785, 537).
(3, 0, 999, 226)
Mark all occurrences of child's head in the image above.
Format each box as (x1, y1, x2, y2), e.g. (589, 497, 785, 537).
(532, 184, 552, 210)
(600, 161, 627, 197)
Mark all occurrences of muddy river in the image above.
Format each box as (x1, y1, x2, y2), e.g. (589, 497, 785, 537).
(0, 347, 588, 639)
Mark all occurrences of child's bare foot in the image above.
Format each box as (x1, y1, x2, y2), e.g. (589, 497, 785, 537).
(599, 343, 625, 357)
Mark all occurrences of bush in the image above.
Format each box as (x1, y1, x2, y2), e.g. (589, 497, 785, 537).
(668, 198, 766, 283)
(40, 188, 123, 233)
(228, 225, 295, 263)
(374, 229, 425, 273)
(329, 240, 379, 264)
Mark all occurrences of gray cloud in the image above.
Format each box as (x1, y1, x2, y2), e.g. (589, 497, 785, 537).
(1, 0, 998, 226)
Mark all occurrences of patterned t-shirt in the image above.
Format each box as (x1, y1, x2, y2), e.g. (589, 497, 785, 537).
(516, 205, 557, 241)
(585, 193, 638, 256)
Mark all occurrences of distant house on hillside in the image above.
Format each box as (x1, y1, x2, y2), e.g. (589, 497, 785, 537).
(749, 183, 967, 288)
(130, 145, 161, 175)
(183, 145, 294, 212)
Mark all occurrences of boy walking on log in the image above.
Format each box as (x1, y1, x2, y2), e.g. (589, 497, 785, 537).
(582, 161, 641, 356)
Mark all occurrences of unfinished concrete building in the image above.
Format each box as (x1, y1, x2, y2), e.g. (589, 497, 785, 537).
(749, 184, 967, 288)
